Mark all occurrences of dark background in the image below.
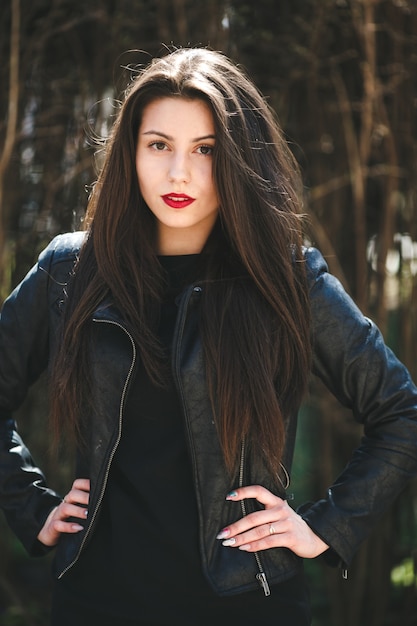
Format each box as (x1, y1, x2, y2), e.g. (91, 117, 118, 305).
(0, 1, 416, 624)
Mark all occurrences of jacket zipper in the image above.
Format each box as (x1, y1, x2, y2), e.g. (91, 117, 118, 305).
(173, 287, 272, 597)
(239, 440, 271, 597)
(58, 318, 137, 579)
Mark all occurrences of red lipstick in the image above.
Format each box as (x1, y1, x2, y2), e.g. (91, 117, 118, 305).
(162, 193, 195, 209)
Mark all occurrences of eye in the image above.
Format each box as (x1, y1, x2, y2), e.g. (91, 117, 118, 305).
(196, 144, 214, 156)
(149, 141, 168, 151)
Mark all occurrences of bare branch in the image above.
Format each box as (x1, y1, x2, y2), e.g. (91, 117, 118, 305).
(0, 0, 20, 213)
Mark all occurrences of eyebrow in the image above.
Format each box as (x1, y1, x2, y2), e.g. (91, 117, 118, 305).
(142, 130, 216, 142)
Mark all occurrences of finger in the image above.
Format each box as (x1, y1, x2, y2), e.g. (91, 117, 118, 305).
(63, 478, 90, 506)
(217, 495, 289, 541)
(226, 485, 283, 508)
(52, 520, 85, 534)
(238, 532, 288, 553)
(58, 502, 89, 521)
(72, 478, 90, 492)
(64, 488, 89, 507)
(217, 507, 283, 540)
(38, 503, 85, 547)
(218, 516, 290, 548)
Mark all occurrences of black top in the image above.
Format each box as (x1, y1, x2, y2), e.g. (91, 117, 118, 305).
(51, 256, 310, 626)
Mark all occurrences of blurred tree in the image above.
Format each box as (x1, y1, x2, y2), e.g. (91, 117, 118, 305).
(228, 2, 417, 624)
(0, 1, 416, 624)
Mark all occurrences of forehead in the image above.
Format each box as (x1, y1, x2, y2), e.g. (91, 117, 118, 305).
(139, 97, 215, 132)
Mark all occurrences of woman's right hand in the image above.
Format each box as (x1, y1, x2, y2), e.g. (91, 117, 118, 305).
(37, 478, 90, 547)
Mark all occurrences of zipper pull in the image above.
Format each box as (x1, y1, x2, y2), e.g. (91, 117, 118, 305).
(256, 572, 271, 596)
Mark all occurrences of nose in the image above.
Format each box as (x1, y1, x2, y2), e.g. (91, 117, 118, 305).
(168, 151, 190, 183)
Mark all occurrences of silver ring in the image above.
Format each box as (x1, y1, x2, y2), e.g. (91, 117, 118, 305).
(269, 524, 276, 535)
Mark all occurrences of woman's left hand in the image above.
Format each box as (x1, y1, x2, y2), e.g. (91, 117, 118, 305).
(217, 485, 329, 558)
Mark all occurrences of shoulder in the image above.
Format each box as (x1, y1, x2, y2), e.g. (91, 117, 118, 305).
(38, 231, 87, 268)
(302, 246, 363, 322)
(36, 231, 87, 292)
(302, 246, 329, 287)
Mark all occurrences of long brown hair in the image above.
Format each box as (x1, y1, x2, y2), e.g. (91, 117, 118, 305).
(50, 48, 311, 477)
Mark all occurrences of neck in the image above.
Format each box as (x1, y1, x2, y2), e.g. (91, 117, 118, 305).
(157, 231, 207, 255)
(156, 216, 218, 255)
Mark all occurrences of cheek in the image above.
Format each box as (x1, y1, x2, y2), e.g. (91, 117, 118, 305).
(199, 163, 216, 194)
(208, 179, 218, 204)
(135, 149, 150, 182)
(136, 160, 150, 194)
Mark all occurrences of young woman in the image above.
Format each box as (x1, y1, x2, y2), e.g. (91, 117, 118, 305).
(1, 47, 417, 626)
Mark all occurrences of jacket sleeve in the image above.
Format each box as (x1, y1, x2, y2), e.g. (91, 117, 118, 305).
(299, 247, 417, 567)
(0, 238, 68, 556)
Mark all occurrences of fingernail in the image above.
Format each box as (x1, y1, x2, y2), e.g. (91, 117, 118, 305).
(72, 524, 84, 531)
(84, 509, 88, 517)
(239, 544, 251, 551)
(216, 528, 230, 540)
(222, 538, 236, 547)
(226, 491, 238, 500)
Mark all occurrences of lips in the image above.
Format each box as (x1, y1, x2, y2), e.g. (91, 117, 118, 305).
(162, 193, 196, 209)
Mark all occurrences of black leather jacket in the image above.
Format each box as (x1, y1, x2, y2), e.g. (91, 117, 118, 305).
(1, 232, 417, 596)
